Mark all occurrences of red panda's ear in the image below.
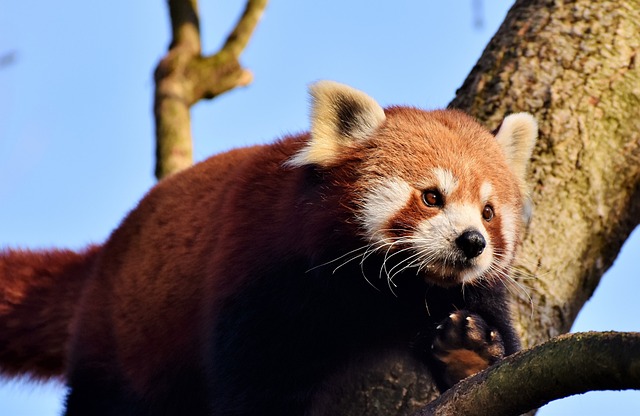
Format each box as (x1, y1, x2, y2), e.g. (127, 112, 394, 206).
(495, 113, 537, 225)
(495, 113, 538, 187)
(286, 81, 386, 168)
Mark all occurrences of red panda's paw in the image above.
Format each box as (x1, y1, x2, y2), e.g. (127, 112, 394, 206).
(431, 310, 505, 387)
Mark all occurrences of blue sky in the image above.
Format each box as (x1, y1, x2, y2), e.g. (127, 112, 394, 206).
(0, 1, 638, 415)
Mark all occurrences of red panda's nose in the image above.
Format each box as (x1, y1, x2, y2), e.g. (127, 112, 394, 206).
(455, 230, 486, 259)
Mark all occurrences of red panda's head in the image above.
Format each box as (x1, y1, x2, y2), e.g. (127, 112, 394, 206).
(288, 81, 537, 288)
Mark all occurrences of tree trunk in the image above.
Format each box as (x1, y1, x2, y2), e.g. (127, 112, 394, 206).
(328, 0, 640, 413)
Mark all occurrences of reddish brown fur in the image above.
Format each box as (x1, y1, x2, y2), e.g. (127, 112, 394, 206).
(0, 245, 100, 379)
(66, 109, 520, 396)
(0, 100, 528, 414)
(372, 108, 522, 213)
(435, 348, 491, 383)
(67, 140, 321, 395)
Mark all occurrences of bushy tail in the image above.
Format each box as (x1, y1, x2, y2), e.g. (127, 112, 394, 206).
(0, 245, 101, 380)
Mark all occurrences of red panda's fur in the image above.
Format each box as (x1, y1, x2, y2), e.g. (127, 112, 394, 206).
(0, 82, 537, 415)
(0, 246, 100, 379)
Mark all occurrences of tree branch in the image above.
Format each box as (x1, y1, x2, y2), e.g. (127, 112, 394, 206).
(220, 0, 269, 59)
(168, 0, 201, 53)
(414, 332, 640, 416)
(153, 0, 268, 180)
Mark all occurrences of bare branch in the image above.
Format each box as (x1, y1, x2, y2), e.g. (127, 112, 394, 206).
(153, 0, 268, 180)
(414, 332, 640, 416)
(168, 0, 200, 53)
(221, 0, 269, 58)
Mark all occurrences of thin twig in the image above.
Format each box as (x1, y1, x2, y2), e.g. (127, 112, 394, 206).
(221, 0, 269, 58)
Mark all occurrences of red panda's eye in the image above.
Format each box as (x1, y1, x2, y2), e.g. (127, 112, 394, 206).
(482, 205, 494, 221)
(422, 190, 443, 207)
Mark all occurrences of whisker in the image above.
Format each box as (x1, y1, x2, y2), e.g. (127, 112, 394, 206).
(306, 245, 369, 273)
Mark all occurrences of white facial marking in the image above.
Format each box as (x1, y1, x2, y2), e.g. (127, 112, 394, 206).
(499, 205, 517, 265)
(442, 203, 485, 234)
(480, 181, 494, 204)
(414, 202, 494, 284)
(432, 168, 459, 197)
(360, 178, 413, 239)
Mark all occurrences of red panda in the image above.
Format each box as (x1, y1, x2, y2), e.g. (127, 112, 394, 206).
(0, 81, 537, 415)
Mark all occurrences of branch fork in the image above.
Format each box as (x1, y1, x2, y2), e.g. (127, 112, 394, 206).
(154, 0, 267, 179)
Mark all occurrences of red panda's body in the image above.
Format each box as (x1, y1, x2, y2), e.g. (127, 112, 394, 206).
(0, 82, 537, 415)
